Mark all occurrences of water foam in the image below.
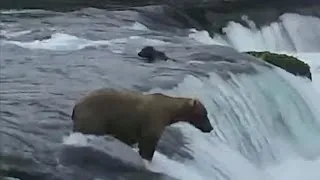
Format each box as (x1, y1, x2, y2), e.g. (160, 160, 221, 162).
(62, 132, 94, 147)
(125, 22, 150, 31)
(188, 29, 229, 46)
(1, 33, 111, 51)
(1, 32, 171, 52)
(0, 30, 32, 38)
(0, 9, 46, 14)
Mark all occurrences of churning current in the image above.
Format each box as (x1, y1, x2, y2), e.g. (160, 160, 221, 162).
(1, 7, 320, 180)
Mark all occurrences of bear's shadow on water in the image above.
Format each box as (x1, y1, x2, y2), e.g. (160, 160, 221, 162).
(157, 126, 194, 161)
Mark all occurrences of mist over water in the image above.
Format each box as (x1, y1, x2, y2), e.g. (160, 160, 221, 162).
(1, 7, 320, 180)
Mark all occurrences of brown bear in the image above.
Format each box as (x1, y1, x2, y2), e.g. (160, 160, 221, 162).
(71, 88, 213, 161)
(138, 46, 170, 63)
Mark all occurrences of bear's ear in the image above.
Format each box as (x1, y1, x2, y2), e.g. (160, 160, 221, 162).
(188, 99, 198, 107)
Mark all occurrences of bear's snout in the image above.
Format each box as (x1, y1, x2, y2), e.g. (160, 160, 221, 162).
(189, 116, 213, 133)
(202, 122, 213, 133)
(199, 117, 213, 133)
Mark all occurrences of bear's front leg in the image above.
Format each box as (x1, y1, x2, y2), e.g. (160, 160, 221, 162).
(138, 115, 167, 161)
(138, 135, 160, 161)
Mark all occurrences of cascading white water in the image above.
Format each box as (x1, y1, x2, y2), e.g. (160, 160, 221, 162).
(188, 12, 320, 97)
(189, 13, 320, 52)
(145, 63, 320, 180)
(173, 11, 320, 180)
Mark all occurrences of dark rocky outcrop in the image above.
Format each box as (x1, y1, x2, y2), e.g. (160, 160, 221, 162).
(246, 51, 312, 80)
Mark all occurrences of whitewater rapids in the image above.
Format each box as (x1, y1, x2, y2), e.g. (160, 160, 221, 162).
(1, 8, 320, 180)
(186, 12, 320, 180)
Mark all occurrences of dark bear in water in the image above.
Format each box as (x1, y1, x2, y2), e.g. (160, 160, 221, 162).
(71, 88, 213, 161)
(138, 46, 169, 63)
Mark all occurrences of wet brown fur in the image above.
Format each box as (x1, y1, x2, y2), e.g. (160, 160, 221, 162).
(71, 88, 211, 161)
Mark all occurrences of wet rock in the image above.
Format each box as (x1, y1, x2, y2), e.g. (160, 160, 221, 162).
(246, 51, 312, 80)
(0, 132, 179, 180)
(59, 133, 146, 172)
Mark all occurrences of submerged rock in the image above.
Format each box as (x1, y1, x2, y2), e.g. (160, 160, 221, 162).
(58, 133, 180, 180)
(0, 132, 179, 180)
(59, 133, 147, 172)
(246, 51, 312, 80)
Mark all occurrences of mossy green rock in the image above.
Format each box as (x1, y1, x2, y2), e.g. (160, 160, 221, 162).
(246, 51, 312, 81)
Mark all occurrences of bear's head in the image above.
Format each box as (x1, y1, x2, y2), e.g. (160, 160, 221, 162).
(174, 99, 213, 133)
(138, 46, 156, 61)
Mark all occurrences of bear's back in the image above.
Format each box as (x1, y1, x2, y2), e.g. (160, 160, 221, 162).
(75, 89, 149, 115)
(74, 89, 189, 122)
(72, 89, 152, 140)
